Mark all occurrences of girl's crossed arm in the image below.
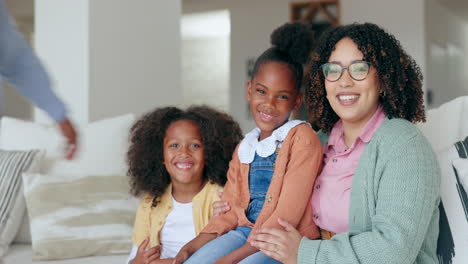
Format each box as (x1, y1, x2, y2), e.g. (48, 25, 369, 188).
(254, 132, 322, 234)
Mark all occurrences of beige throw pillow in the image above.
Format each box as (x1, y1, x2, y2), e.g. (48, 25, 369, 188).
(2, 114, 137, 260)
(22, 172, 137, 260)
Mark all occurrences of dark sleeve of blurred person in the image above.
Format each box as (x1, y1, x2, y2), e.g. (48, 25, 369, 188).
(0, 0, 77, 159)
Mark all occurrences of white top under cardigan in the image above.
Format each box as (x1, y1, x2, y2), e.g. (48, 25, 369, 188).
(126, 197, 195, 263)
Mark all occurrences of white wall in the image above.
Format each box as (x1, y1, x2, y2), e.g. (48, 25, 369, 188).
(426, 0, 468, 107)
(341, 0, 427, 96)
(3, 1, 34, 120)
(3, 83, 32, 120)
(35, 0, 89, 124)
(35, 0, 181, 124)
(89, 0, 181, 122)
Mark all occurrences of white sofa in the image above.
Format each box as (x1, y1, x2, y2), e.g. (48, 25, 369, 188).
(1, 114, 136, 264)
(417, 96, 468, 264)
(5, 244, 127, 264)
(2, 97, 468, 264)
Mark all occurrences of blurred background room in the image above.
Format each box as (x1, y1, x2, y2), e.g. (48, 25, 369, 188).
(3, 0, 468, 132)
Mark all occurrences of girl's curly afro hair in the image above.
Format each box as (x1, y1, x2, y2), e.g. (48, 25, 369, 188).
(127, 105, 243, 206)
(307, 22, 425, 133)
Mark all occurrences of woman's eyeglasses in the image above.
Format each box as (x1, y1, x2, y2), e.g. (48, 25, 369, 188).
(320, 61, 371, 82)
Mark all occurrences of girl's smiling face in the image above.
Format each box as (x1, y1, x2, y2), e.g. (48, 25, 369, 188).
(246, 62, 301, 141)
(163, 119, 205, 186)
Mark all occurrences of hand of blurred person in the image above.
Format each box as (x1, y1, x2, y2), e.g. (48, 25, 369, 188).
(1, 1, 78, 160)
(58, 119, 78, 160)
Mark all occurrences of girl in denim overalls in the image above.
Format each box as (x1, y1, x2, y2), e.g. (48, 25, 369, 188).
(174, 22, 323, 264)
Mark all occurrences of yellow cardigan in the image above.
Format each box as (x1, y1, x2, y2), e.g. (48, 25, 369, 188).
(132, 182, 223, 248)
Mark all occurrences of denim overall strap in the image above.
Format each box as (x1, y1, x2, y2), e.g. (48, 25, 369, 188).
(246, 151, 278, 224)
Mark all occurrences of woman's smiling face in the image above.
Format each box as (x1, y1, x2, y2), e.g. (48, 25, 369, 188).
(325, 37, 381, 128)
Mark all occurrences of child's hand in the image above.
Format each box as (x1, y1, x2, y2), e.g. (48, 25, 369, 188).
(131, 238, 161, 264)
(212, 191, 230, 218)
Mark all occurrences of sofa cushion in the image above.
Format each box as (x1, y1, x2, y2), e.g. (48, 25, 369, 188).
(0, 114, 137, 260)
(436, 137, 468, 264)
(416, 97, 468, 264)
(1, 117, 64, 247)
(0, 117, 63, 160)
(5, 243, 128, 264)
(22, 172, 136, 261)
(14, 213, 31, 244)
(453, 158, 468, 192)
(418, 96, 468, 153)
(0, 150, 42, 257)
(0, 114, 134, 176)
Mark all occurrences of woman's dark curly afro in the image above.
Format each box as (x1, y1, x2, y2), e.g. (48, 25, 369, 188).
(307, 22, 426, 133)
(127, 105, 243, 207)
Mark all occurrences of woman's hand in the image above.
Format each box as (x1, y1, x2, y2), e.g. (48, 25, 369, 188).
(250, 218, 302, 264)
(131, 238, 161, 264)
(212, 191, 230, 218)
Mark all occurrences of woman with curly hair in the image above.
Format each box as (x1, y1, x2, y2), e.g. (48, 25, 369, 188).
(249, 23, 441, 264)
(126, 105, 243, 264)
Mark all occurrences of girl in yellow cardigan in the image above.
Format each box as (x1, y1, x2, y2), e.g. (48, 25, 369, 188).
(126, 105, 243, 264)
(174, 22, 323, 264)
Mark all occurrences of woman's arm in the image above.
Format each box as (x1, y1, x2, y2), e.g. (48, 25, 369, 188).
(299, 134, 440, 264)
(255, 133, 440, 264)
(251, 218, 303, 264)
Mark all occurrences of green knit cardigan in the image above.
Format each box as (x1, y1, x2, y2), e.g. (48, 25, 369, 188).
(298, 118, 441, 264)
